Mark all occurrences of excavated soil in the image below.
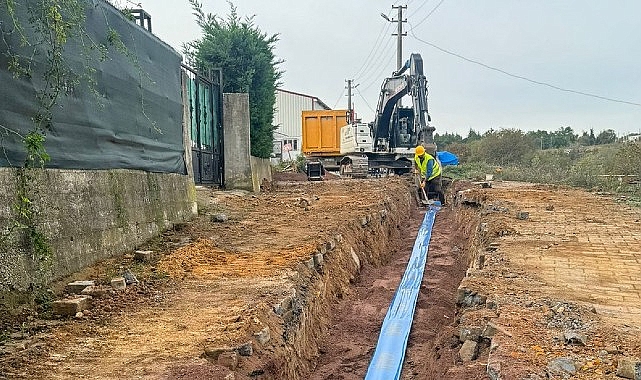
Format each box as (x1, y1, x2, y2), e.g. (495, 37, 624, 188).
(2, 177, 641, 380)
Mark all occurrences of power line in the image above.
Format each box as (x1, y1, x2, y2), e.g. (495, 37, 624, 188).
(409, 30, 641, 107)
(352, 14, 394, 80)
(355, 86, 375, 113)
(409, 0, 446, 31)
(332, 87, 346, 109)
(357, 51, 396, 93)
(355, 36, 395, 86)
(408, 0, 432, 19)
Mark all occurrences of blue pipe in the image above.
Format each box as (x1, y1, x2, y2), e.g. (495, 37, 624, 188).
(364, 202, 441, 380)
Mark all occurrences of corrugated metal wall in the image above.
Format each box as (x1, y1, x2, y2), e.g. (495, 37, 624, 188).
(273, 90, 329, 160)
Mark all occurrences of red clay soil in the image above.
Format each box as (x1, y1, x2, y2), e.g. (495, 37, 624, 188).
(309, 201, 486, 379)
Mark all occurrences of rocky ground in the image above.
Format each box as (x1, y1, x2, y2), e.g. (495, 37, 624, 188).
(0, 175, 640, 380)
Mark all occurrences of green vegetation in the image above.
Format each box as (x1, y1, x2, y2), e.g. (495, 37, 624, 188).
(185, 0, 283, 159)
(438, 127, 641, 200)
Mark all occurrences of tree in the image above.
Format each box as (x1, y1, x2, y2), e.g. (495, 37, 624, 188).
(595, 129, 617, 145)
(469, 129, 535, 166)
(578, 128, 596, 146)
(463, 128, 482, 143)
(185, 1, 283, 158)
(434, 132, 463, 150)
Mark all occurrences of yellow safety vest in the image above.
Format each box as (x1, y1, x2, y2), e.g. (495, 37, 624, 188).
(414, 153, 441, 181)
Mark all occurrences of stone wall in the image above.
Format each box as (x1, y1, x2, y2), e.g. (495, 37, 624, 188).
(0, 168, 196, 308)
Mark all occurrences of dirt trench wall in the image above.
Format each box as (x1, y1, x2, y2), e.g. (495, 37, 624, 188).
(262, 189, 413, 379)
(0, 168, 196, 309)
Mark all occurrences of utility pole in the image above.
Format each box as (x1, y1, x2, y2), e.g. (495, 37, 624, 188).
(391, 5, 407, 71)
(346, 79, 359, 123)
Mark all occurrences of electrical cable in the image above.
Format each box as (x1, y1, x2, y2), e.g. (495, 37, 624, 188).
(357, 52, 396, 93)
(409, 29, 641, 107)
(352, 13, 394, 80)
(332, 87, 346, 109)
(408, 0, 432, 19)
(408, 0, 446, 31)
(355, 37, 395, 86)
(355, 86, 375, 113)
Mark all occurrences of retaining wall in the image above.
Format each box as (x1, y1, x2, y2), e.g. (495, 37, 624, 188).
(0, 168, 196, 308)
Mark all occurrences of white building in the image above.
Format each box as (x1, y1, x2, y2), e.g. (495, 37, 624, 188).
(272, 89, 330, 161)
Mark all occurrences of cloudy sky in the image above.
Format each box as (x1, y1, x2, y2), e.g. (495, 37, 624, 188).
(137, 0, 641, 137)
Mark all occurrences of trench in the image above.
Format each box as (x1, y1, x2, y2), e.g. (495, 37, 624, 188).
(260, 190, 486, 380)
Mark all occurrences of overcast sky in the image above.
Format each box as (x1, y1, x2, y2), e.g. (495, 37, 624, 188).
(138, 0, 641, 137)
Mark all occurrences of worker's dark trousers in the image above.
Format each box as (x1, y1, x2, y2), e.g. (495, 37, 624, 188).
(428, 175, 445, 204)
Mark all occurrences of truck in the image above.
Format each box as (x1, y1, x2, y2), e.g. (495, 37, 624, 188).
(302, 53, 436, 179)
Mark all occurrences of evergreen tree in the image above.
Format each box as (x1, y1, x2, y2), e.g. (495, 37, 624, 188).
(186, 1, 283, 158)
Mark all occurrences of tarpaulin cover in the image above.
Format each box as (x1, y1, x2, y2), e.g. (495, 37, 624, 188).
(437, 150, 459, 166)
(365, 203, 440, 380)
(0, 0, 185, 173)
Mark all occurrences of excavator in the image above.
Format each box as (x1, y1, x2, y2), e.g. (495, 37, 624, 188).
(339, 53, 443, 203)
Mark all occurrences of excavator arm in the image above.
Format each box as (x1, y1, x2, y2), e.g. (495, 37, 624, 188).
(371, 53, 435, 152)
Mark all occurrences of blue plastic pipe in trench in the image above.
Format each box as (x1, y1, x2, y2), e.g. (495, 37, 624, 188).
(364, 203, 441, 380)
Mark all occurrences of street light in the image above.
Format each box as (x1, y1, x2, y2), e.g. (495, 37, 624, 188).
(380, 13, 390, 22)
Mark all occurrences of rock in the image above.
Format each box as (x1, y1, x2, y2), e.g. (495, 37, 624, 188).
(74, 312, 84, 318)
(564, 331, 587, 346)
(204, 346, 231, 360)
(459, 340, 478, 362)
(326, 239, 336, 251)
(237, 341, 253, 356)
(604, 346, 621, 355)
(134, 250, 153, 262)
(616, 357, 641, 379)
(360, 216, 369, 227)
(456, 287, 487, 307)
(350, 248, 361, 271)
(305, 257, 315, 271)
(482, 322, 498, 338)
(487, 357, 501, 380)
(65, 280, 95, 294)
(459, 326, 482, 342)
(111, 277, 126, 290)
(122, 270, 138, 285)
(516, 211, 529, 220)
(547, 357, 576, 377)
(224, 374, 235, 380)
(218, 351, 238, 370)
(313, 253, 324, 268)
(52, 296, 91, 316)
(254, 327, 270, 345)
(210, 213, 229, 223)
(545, 204, 555, 211)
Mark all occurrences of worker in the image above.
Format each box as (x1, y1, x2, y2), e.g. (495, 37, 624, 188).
(414, 145, 445, 204)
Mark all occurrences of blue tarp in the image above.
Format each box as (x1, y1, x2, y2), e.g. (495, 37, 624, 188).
(437, 151, 459, 166)
(364, 203, 440, 380)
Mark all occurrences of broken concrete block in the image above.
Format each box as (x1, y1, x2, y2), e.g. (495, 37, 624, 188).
(516, 211, 529, 220)
(459, 340, 478, 362)
(487, 356, 501, 380)
(111, 277, 126, 290)
(305, 257, 315, 271)
(616, 357, 641, 379)
(218, 351, 238, 370)
(254, 327, 270, 345)
(482, 322, 498, 339)
(81, 285, 111, 298)
(52, 296, 91, 316)
(65, 280, 95, 294)
(134, 250, 153, 262)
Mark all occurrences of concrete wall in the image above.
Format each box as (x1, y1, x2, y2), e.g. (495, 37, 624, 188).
(0, 168, 195, 307)
(223, 93, 253, 191)
(250, 157, 273, 192)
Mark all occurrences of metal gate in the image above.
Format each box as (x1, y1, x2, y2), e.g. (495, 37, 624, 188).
(182, 65, 223, 185)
